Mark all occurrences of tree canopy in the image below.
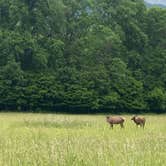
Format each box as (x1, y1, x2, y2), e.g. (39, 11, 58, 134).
(0, 0, 166, 113)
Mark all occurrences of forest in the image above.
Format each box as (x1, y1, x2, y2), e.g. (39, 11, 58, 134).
(0, 0, 166, 113)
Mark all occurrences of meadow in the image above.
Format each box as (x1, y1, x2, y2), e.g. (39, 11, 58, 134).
(0, 113, 165, 166)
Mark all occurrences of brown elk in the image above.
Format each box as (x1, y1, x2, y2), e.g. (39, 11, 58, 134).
(131, 115, 146, 128)
(106, 116, 125, 129)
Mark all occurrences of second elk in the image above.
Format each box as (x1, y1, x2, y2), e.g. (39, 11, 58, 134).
(131, 115, 146, 128)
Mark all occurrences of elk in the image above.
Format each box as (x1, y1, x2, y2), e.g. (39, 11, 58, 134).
(131, 115, 146, 128)
(106, 116, 125, 129)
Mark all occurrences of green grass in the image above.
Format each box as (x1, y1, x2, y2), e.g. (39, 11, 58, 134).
(0, 113, 165, 166)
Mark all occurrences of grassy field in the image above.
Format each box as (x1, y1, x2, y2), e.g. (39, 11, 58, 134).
(0, 113, 165, 166)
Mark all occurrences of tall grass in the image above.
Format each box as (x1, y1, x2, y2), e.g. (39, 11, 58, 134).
(0, 113, 165, 166)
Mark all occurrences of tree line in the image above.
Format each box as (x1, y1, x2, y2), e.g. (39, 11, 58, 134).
(0, 0, 166, 113)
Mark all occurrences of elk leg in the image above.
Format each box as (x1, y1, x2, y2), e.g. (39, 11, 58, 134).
(120, 123, 124, 128)
(110, 124, 113, 129)
(142, 123, 145, 129)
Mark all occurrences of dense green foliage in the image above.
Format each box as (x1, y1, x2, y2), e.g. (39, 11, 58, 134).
(0, 0, 166, 113)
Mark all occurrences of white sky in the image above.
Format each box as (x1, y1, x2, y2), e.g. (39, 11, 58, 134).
(145, 0, 166, 5)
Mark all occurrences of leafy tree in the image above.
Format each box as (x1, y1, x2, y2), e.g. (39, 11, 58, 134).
(147, 87, 166, 113)
(0, 0, 165, 113)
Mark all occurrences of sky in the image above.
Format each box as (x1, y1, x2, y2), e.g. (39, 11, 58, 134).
(145, 0, 166, 5)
